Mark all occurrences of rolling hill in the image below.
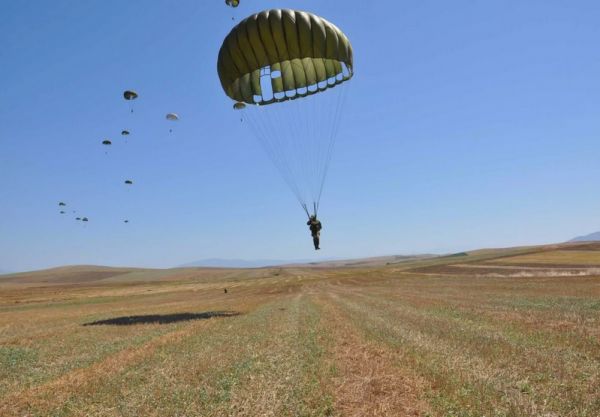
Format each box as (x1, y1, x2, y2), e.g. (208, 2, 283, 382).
(570, 231, 600, 242)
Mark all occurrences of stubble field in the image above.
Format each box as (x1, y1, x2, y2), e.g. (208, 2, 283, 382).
(1, 243, 599, 416)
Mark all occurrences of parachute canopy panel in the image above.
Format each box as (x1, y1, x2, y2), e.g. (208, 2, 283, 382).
(166, 113, 179, 121)
(225, 0, 239, 8)
(217, 9, 353, 105)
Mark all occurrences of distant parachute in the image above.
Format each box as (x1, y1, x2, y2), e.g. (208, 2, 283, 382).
(123, 90, 138, 100)
(123, 90, 138, 113)
(217, 9, 354, 217)
(60, 211, 65, 214)
(82, 217, 89, 222)
(75, 217, 81, 221)
(225, 0, 239, 7)
(121, 130, 130, 136)
(102, 139, 112, 155)
(124, 220, 129, 223)
(58, 202, 66, 206)
(166, 113, 179, 133)
(124, 180, 133, 185)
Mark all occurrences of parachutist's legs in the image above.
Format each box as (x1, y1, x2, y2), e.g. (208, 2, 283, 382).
(313, 234, 320, 250)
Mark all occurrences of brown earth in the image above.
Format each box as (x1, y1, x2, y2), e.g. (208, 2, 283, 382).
(1, 242, 599, 416)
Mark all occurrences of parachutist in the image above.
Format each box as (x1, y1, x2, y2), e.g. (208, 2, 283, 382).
(307, 215, 322, 250)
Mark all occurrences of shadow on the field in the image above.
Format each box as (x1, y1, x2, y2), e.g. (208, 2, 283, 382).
(83, 311, 240, 326)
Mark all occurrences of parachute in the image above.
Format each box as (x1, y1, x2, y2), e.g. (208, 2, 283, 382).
(124, 220, 129, 223)
(82, 217, 89, 222)
(102, 140, 112, 146)
(225, 0, 239, 7)
(121, 130, 130, 136)
(123, 90, 138, 113)
(75, 217, 81, 221)
(123, 90, 138, 100)
(124, 180, 133, 185)
(217, 9, 353, 217)
(58, 202, 66, 206)
(60, 211, 65, 214)
(166, 113, 179, 133)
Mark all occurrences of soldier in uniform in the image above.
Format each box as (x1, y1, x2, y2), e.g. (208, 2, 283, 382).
(307, 215, 322, 250)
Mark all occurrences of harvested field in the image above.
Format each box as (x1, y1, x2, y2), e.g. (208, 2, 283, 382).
(1, 243, 599, 416)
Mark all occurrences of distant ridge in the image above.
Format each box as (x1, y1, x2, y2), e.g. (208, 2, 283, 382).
(180, 254, 433, 269)
(569, 231, 600, 242)
(179, 258, 330, 268)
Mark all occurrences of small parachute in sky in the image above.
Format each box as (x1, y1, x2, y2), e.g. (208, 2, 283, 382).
(59, 202, 66, 206)
(225, 0, 239, 7)
(82, 217, 89, 222)
(166, 113, 179, 133)
(121, 130, 130, 136)
(233, 102, 246, 122)
(60, 211, 65, 214)
(75, 217, 81, 221)
(124, 180, 133, 185)
(123, 90, 138, 113)
(102, 139, 112, 155)
(123, 90, 138, 100)
(124, 220, 129, 223)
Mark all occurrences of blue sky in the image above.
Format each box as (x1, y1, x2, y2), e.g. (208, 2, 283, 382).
(1, 0, 599, 272)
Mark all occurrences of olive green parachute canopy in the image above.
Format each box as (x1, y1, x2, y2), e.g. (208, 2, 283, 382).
(123, 90, 138, 100)
(124, 180, 133, 185)
(121, 130, 130, 136)
(82, 217, 89, 222)
(166, 113, 179, 121)
(225, 0, 239, 8)
(217, 9, 353, 105)
(233, 102, 246, 110)
(102, 140, 112, 146)
(58, 202, 66, 206)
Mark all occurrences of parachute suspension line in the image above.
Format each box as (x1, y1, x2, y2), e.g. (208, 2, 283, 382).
(268, 100, 308, 206)
(302, 203, 310, 218)
(316, 82, 350, 212)
(243, 105, 307, 209)
(241, 82, 349, 218)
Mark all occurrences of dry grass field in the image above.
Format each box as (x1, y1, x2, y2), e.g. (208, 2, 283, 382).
(1, 242, 599, 416)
